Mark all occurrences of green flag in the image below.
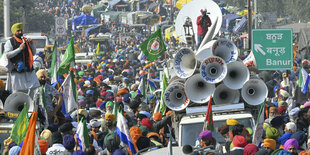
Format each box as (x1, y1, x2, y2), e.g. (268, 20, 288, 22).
(10, 105, 29, 145)
(160, 72, 168, 115)
(50, 41, 57, 82)
(41, 85, 47, 110)
(139, 28, 166, 62)
(58, 37, 75, 75)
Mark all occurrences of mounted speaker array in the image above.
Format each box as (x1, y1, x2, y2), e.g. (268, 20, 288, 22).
(164, 38, 268, 110)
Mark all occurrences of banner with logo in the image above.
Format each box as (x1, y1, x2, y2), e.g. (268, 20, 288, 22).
(139, 28, 166, 62)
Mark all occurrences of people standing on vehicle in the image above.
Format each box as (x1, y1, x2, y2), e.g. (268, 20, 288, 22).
(5, 23, 40, 97)
(196, 9, 212, 49)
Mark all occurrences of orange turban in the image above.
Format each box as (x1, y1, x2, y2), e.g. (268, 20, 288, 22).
(117, 88, 128, 96)
(154, 112, 163, 121)
(38, 139, 49, 154)
(264, 138, 276, 150)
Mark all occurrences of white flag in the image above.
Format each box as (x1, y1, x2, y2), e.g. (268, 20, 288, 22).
(61, 72, 77, 113)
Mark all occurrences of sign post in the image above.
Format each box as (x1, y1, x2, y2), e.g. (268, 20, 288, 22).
(55, 17, 66, 36)
(251, 29, 292, 70)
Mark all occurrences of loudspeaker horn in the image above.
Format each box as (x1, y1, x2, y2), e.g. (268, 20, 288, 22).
(174, 47, 197, 79)
(241, 79, 268, 105)
(4, 92, 34, 113)
(200, 56, 227, 84)
(175, 0, 222, 43)
(212, 39, 238, 64)
(223, 61, 250, 89)
(164, 83, 190, 111)
(185, 74, 215, 104)
(195, 40, 216, 62)
(168, 76, 185, 85)
(213, 83, 240, 104)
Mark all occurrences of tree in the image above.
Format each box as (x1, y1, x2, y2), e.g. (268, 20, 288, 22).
(0, 0, 55, 35)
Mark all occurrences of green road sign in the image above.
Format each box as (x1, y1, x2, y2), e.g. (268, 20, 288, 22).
(252, 29, 292, 70)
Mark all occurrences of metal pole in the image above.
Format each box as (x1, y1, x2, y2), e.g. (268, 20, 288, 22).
(254, 0, 257, 29)
(247, 0, 252, 51)
(4, 0, 10, 38)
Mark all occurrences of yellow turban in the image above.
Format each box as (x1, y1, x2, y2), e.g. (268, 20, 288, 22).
(11, 23, 23, 34)
(264, 138, 276, 150)
(36, 69, 49, 79)
(78, 109, 88, 118)
(105, 113, 115, 121)
(40, 129, 52, 146)
(226, 118, 239, 126)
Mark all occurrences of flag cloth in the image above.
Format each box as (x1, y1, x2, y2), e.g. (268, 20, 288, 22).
(147, 72, 157, 94)
(58, 37, 75, 75)
(50, 41, 58, 83)
(137, 75, 147, 97)
(204, 97, 214, 131)
(252, 103, 265, 145)
(116, 112, 136, 154)
(61, 70, 77, 114)
(139, 28, 166, 62)
(298, 67, 310, 94)
(160, 72, 168, 115)
(20, 112, 38, 155)
(76, 117, 90, 152)
(10, 105, 29, 145)
(41, 85, 47, 110)
(96, 43, 100, 55)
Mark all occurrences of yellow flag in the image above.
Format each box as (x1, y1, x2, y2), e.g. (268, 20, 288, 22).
(96, 43, 100, 55)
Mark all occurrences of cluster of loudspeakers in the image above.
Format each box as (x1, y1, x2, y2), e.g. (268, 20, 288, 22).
(164, 38, 268, 111)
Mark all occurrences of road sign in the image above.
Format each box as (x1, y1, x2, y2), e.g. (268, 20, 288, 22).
(55, 17, 66, 36)
(251, 29, 292, 70)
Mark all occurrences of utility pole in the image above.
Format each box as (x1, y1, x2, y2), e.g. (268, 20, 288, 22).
(254, 0, 257, 29)
(247, 0, 252, 51)
(4, 0, 10, 38)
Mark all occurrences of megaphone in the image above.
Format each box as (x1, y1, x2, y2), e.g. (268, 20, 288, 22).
(174, 47, 197, 79)
(241, 79, 268, 105)
(4, 92, 34, 113)
(212, 39, 238, 64)
(195, 40, 216, 62)
(169, 76, 186, 85)
(223, 61, 250, 89)
(185, 74, 215, 104)
(213, 83, 240, 104)
(164, 83, 190, 111)
(200, 56, 227, 84)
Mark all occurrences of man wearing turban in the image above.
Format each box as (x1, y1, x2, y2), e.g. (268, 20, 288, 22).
(33, 69, 63, 124)
(4, 23, 40, 95)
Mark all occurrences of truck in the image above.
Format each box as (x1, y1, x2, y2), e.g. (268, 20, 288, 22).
(142, 103, 256, 155)
(24, 33, 49, 54)
(178, 103, 255, 147)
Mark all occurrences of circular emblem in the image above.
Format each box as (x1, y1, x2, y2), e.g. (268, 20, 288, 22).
(147, 37, 162, 55)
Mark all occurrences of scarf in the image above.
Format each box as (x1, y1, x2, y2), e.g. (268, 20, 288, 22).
(13, 35, 33, 70)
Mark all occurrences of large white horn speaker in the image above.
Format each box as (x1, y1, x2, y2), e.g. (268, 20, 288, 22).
(213, 83, 240, 104)
(175, 0, 222, 43)
(200, 56, 227, 83)
(4, 92, 34, 113)
(185, 74, 215, 103)
(223, 61, 250, 89)
(174, 47, 197, 79)
(195, 40, 216, 62)
(164, 83, 190, 111)
(241, 79, 268, 105)
(212, 39, 238, 64)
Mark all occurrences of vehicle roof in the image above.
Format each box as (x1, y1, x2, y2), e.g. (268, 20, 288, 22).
(180, 111, 253, 125)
